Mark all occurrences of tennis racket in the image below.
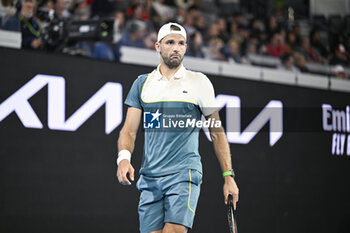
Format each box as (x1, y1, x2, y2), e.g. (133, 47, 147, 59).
(227, 194, 238, 233)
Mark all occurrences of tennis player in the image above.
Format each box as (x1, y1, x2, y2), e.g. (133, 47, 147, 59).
(116, 22, 239, 233)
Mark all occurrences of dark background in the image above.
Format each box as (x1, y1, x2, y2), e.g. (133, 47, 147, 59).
(0, 47, 349, 233)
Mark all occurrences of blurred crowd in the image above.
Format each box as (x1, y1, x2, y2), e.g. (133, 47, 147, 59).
(1, 0, 349, 79)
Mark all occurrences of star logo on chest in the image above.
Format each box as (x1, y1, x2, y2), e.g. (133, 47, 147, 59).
(151, 109, 162, 122)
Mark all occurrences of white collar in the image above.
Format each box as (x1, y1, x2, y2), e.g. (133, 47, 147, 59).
(155, 64, 186, 81)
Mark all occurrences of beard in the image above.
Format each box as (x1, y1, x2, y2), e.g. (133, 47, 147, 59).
(21, 11, 33, 19)
(160, 51, 183, 69)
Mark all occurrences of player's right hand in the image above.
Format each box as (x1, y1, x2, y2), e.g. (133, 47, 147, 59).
(31, 39, 42, 49)
(117, 160, 135, 185)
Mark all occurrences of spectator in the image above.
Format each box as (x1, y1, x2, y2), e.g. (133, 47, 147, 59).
(206, 37, 225, 60)
(272, 7, 285, 26)
(286, 31, 298, 51)
(3, 0, 44, 50)
(294, 52, 310, 73)
(331, 64, 348, 79)
(249, 18, 263, 41)
(228, 39, 247, 63)
(193, 14, 206, 35)
(113, 10, 125, 43)
(267, 33, 285, 57)
(143, 31, 157, 49)
(237, 24, 250, 55)
(186, 31, 205, 58)
(220, 39, 247, 64)
(126, 3, 143, 20)
(329, 34, 348, 66)
(0, 0, 16, 24)
(283, 38, 293, 55)
(279, 53, 299, 72)
(174, 7, 186, 24)
(54, 0, 70, 19)
(266, 16, 280, 40)
(345, 34, 350, 55)
(142, 0, 153, 21)
(205, 22, 219, 45)
(114, 19, 147, 61)
(310, 28, 328, 58)
(296, 36, 322, 63)
(152, 0, 176, 24)
(329, 43, 349, 66)
(258, 43, 268, 55)
(39, 0, 54, 10)
(292, 24, 302, 45)
(232, 13, 244, 28)
(183, 10, 196, 38)
(229, 20, 243, 44)
(245, 38, 258, 57)
(128, 1, 154, 23)
(217, 17, 229, 43)
(1, 0, 349, 72)
(70, 0, 91, 20)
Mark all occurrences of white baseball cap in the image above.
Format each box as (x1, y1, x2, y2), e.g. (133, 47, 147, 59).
(157, 22, 187, 42)
(332, 64, 345, 74)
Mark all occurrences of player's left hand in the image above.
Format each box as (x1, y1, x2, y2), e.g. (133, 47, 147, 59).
(223, 176, 239, 210)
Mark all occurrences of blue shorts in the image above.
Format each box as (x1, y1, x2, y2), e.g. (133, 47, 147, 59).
(136, 169, 202, 233)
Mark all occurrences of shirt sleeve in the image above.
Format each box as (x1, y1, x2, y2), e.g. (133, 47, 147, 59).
(197, 74, 218, 117)
(124, 75, 144, 109)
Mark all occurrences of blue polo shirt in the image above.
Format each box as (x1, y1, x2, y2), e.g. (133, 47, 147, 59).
(125, 65, 217, 176)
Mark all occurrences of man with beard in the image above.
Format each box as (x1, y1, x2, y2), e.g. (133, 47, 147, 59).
(116, 22, 239, 233)
(3, 0, 43, 50)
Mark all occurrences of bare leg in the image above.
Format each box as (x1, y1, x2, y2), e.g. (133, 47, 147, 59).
(162, 223, 187, 233)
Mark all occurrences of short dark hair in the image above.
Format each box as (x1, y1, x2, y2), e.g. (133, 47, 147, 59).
(281, 53, 292, 64)
(170, 25, 181, 31)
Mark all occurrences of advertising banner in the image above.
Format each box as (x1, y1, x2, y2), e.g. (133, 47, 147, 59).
(1, 47, 349, 233)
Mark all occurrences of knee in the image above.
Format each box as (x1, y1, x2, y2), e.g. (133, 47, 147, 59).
(162, 223, 187, 233)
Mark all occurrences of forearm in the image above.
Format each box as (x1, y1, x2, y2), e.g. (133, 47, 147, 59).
(117, 129, 137, 153)
(117, 107, 142, 155)
(117, 128, 137, 185)
(210, 127, 232, 173)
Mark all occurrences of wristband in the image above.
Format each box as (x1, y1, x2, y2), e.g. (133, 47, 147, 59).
(117, 149, 131, 165)
(223, 169, 235, 178)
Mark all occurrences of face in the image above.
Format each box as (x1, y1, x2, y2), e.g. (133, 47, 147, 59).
(209, 24, 219, 37)
(21, 2, 35, 19)
(56, 0, 66, 10)
(336, 72, 347, 79)
(285, 57, 294, 68)
(302, 37, 309, 48)
(288, 32, 296, 43)
(269, 16, 277, 29)
(229, 41, 239, 55)
(155, 34, 187, 69)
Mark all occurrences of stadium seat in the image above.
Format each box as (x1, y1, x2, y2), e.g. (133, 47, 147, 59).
(312, 14, 327, 30)
(344, 15, 350, 34)
(328, 15, 343, 33)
